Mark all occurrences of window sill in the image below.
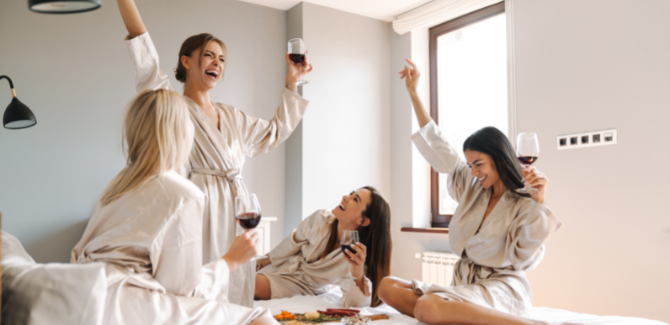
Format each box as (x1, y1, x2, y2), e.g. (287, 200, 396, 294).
(400, 227, 449, 234)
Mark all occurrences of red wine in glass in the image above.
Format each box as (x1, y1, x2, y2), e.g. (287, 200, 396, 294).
(288, 38, 309, 85)
(340, 244, 357, 255)
(516, 133, 540, 193)
(289, 54, 305, 64)
(517, 156, 538, 166)
(237, 212, 261, 230)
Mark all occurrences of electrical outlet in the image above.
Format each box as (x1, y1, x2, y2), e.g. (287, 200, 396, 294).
(557, 129, 617, 150)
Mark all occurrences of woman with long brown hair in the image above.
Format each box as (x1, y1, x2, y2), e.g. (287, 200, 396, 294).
(255, 187, 392, 308)
(115, 0, 313, 307)
(377, 60, 571, 325)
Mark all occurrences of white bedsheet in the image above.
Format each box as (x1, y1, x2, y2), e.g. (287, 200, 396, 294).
(253, 288, 668, 325)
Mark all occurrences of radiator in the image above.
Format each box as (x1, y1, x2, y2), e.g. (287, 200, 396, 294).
(415, 252, 460, 286)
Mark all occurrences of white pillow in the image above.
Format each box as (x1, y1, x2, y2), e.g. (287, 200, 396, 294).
(2, 231, 107, 325)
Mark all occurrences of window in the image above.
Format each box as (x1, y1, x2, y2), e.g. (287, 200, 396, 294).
(429, 2, 508, 227)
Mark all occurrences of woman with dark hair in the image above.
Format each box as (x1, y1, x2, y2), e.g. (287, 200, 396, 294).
(115, 0, 312, 307)
(378, 59, 571, 325)
(255, 187, 392, 308)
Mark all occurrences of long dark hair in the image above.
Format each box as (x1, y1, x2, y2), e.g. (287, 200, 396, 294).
(463, 127, 529, 197)
(320, 186, 392, 307)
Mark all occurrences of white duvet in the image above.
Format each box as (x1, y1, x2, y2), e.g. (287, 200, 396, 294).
(253, 287, 668, 325)
(3, 230, 667, 325)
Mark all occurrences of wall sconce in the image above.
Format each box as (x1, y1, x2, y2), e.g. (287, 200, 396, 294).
(1, 76, 37, 130)
(29, 0, 101, 14)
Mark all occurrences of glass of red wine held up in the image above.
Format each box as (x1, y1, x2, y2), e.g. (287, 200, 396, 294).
(340, 230, 359, 280)
(235, 193, 262, 231)
(288, 38, 309, 86)
(516, 133, 539, 194)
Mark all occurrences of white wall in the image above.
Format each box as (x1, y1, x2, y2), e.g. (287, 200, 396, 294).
(513, 0, 670, 322)
(389, 29, 454, 281)
(283, 3, 392, 229)
(0, 0, 289, 262)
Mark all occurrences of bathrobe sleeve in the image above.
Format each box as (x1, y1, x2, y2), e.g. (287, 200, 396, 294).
(339, 276, 372, 308)
(150, 190, 231, 301)
(268, 210, 321, 266)
(232, 89, 309, 158)
(411, 120, 471, 202)
(125, 32, 173, 92)
(150, 192, 205, 296)
(506, 200, 562, 271)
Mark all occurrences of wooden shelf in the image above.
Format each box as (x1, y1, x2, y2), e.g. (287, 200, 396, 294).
(400, 227, 449, 234)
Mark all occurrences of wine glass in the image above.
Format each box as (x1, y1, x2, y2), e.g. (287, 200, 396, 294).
(288, 38, 309, 85)
(516, 133, 540, 193)
(235, 193, 261, 231)
(340, 230, 359, 280)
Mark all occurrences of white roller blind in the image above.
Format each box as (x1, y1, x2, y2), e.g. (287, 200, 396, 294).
(392, 0, 502, 35)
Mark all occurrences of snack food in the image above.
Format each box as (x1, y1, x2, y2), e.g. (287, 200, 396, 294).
(303, 312, 320, 319)
(274, 310, 296, 321)
(340, 316, 371, 325)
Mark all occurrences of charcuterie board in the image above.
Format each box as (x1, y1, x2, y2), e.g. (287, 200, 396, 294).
(275, 309, 390, 323)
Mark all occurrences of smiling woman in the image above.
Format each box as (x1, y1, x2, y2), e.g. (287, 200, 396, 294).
(255, 187, 392, 308)
(113, 0, 313, 310)
(377, 59, 563, 325)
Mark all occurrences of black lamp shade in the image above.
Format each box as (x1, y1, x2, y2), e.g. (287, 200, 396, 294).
(3, 97, 37, 129)
(29, 0, 101, 14)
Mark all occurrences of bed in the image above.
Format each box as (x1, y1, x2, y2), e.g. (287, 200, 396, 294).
(1, 231, 667, 325)
(254, 287, 668, 325)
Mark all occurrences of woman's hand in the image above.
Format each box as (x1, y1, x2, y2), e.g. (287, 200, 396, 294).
(285, 52, 313, 89)
(523, 166, 548, 204)
(256, 256, 271, 271)
(343, 242, 367, 281)
(399, 58, 431, 127)
(399, 58, 420, 94)
(222, 230, 259, 272)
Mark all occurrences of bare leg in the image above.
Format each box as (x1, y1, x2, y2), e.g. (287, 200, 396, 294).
(254, 274, 272, 300)
(249, 314, 279, 325)
(414, 294, 583, 325)
(377, 276, 421, 317)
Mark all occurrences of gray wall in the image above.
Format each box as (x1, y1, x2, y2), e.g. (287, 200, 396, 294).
(284, 3, 392, 230)
(283, 3, 305, 238)
(0, 0, 289, 262)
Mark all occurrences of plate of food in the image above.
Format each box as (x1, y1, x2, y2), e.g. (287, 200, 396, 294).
(274, 309, 389, 324)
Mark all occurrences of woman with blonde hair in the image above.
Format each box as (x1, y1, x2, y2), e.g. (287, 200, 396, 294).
(72, 89, 278, 325)
(114, 0, 313, 307)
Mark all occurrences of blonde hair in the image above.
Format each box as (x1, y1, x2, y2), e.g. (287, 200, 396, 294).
(100, 89, 194, 206)
(175, 33, 227, 83)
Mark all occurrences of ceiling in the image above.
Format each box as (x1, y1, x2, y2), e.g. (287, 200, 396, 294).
(237, 0, 434, 22)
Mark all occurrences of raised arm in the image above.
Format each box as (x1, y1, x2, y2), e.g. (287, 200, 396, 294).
(403, 58, 470, 201)
(399, 58, 431, 128)
(118, 0, 172, 92)
(116, 0, 147, 39)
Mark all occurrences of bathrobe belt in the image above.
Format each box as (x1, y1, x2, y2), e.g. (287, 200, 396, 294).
(190, 167, 249, 198)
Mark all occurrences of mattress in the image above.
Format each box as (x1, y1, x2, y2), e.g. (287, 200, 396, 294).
(253, 288, 668, 325)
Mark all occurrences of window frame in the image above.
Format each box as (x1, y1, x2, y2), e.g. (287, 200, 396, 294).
(428, 2, 506, 227)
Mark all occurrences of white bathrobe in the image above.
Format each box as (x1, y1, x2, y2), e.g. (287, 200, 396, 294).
(71, 171, 268, 325)
(411, 121, 562, 317)
(258, 209, 372, 308)
(124, 32, 309, 307)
